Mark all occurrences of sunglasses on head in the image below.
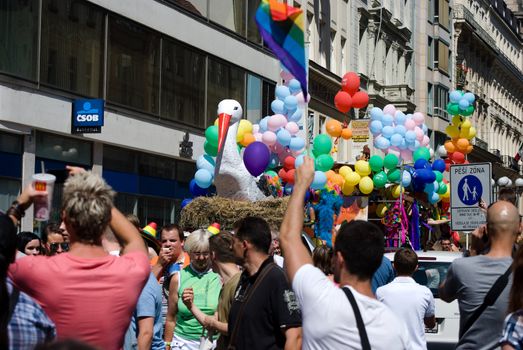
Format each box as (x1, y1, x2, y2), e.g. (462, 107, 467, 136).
(50, 242, 69, 252)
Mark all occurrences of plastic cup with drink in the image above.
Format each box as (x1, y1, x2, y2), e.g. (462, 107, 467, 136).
(32, 173, 56, 221)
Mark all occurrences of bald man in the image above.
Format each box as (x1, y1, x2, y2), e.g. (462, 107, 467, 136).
(439, 201, 521, 350)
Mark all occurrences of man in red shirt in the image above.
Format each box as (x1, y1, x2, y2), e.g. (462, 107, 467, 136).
(9, 168, 150, 350)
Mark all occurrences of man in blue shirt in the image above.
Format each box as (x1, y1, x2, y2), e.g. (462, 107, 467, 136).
(371, 256, 394, 293)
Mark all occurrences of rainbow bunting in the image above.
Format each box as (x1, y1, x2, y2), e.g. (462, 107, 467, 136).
(256, 0, 307, 98)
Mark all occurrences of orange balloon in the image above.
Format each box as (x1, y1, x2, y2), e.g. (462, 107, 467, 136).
(444, 141, 456, 153)
(333, 174, 345, 187)
(340, 128, 353, 140)
(456, 138, 469, 152)
(325, 170, 336, 181)
(326, 119, 343, 137)
(240, 133, 255, 147)
(464, 145, 474, 154)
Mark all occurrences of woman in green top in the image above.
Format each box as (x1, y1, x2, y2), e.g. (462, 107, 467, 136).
(165, 229, 221, 350)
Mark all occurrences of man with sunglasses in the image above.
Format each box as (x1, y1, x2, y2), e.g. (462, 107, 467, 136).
(42, 222, 68, 255)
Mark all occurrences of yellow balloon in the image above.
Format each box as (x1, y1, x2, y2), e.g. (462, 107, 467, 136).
(467, 126, 477, 140)
(446, 125, 460, 138)
(359, 176, 374, 194)
(391, 184, 403, 198)
(461, 119, 471, 129)
(238, 120, 253, 134)
(342, 182, 355, 196)
(452, 115, 462, 126)
(376, 203, 388, 218)
(339, 165, 352, 178)
(236, 130, 245, 143)
(345, 172, 361, 186)
(214, 118, 219, 127)
(355, 160, 371, 176)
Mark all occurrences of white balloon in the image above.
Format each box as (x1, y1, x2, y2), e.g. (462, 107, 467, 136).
(507, 179, 513, 187)
(437, 145, 447, 157)
(497, 176, 509, 186)
(515, 178, 523, 187)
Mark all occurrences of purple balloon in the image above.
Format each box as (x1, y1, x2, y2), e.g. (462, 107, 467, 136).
(243, 142, 271, 176)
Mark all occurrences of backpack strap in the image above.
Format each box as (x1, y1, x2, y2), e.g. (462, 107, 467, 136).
(342, 287, 371, 350)
(460, 263, 513, 337)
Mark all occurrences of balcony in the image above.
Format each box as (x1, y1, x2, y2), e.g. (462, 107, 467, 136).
(453, 5, 497, 52)
(501, 155, 521, 173)
(472, 137, 488, 151)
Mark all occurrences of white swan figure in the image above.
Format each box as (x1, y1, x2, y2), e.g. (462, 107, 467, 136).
(214, 99, 267, 201)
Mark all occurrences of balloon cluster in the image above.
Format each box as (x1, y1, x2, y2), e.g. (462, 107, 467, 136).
(442, 90, 477, 171)
(369, 104, 429, 162)
(446, 90, 475, 117)
(325, 119, 352, 140)
(410, 152, 450, 204)
(334, 72, 369, 113)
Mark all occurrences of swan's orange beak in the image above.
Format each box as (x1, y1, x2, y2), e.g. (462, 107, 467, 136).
(217, 113, 231, 153)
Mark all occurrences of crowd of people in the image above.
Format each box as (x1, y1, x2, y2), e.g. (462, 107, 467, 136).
(0, 159, 522, 350)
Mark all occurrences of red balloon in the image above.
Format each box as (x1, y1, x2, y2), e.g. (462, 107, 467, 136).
(445, 163, 451, 172)
(278, 168, 288, 182)
(452, 152, 465, 164)
(351, 91, 369, 109)
(334, 91, 352, 113)
(286, 169, 296, 184)
(283, 156, 295, 170)
(341, 72, 360, 95)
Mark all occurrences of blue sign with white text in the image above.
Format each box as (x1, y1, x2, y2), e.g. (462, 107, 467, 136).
(72, 99, 104, 131)
(457, 175, 483, 206)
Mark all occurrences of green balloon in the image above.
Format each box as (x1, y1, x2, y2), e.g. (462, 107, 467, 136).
(265, 170, 278, 177)
(462, 105, 474, 116)
(383, 154, 399, 170)
(313, 134, 332, 155)
(387, 168, 401, 183)
(413, 147, 430, 162)
(446, 103, 460, 116)
(204, 141, 218, 157)
(315, 154, 334, 172)
(205, 125, 219, 147)
(373, 171, 388, 188)
(369, 155, 384, 172)
(438, 182, 447, 195)
(434, 170, 443, 182)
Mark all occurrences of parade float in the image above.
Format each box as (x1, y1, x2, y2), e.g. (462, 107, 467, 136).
(180, 0, 478, 249)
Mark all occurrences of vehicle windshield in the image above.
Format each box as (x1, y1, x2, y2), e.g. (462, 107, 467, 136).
(412, 262, 451, 298)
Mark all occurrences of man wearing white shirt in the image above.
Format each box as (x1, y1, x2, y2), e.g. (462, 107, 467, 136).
(376, 248, 436, 350)
(279, 156, 411, 350)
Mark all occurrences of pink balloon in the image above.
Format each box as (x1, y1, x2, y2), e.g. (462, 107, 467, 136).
(414, 127, 424, 141)
(262, 131, 277, 146)
(388, 148, 401, 157)
(252, 125, 260, 134)
(271, 143, 284, 154)
(291, 149, 305, 157)
(267, 115, 280, 131)
(421, 135, 430, 147)
(400, 149, 413, 162)
(280, 70, 294, 82)
(254, 132, 263, 142)
(413, 112, 425, 125)
(285, 121, 299, 135)
(383, 104, 396, 116)
(295, 92, 310, 108)
(405, 119, 416, 130)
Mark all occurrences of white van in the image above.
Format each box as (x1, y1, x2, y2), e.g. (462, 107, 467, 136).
(384, 251, 462, 350)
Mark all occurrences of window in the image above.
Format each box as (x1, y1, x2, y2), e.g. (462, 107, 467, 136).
(206, 58, 245, 125)
(262, 80, 276, 118)
(246, 74, 262, 123)
(209, 0, 246, 36)
(108, 16, 160, 113)
(0, 0, 39, 80)
(170, 0, 207, 17)
(435, 0, 450, 31)
(428, 36, 434, 68)
(161, 39, 206, 128)
(138, 196, 175, 227)
(35, 132, 92, 165)
(247, 0, 262, 43)
(435, 40, 450, 74)
(434, 85, 449, 120)
(0, 131, 23, 154)
(40, 0, 104, 96)
(103, 145, 136, 173)
(0, 178, 21, 215)
(176, 160, 196, 184)
(428, 83, 433, 115)
(428, 0, 434, 22)
(138, 153, 175, 180)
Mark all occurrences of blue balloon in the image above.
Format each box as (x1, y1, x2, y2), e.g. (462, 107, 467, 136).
(449, 91, 462, 103)
(194, 169, 213, 189)
(181, 198, 193, 209)
(424, 183, 435, 194)
(464, 92, 475, 104)
(277, 128, 292, 147)
(394, 125, 407, 136)
(311, 171, 327, 190)
(267, 153, 279, 169)
(421, 123, 428, 134)
(408, 140, 420, 151)
(271, 100, 286, 114)
(417, 169, 436, 183)
(395, 111, 406, 125)
(369, 120, 383, 135)
(295, 154, 305, 168)
(398, 139, 408, 150)
(289, 137, 305, 151)
(189, 179, 208, 197)
(275, 85, 291, 100)
(401, 171, 412, 187)
(259, 116, 270, 132)
(432, 159, 446, 173)
(414, 159, 428, 170)
(405, 130, 416, 143)
(370, 107, 384, 121)
(284, 183, 294, 195)
(288, 79, 301, 94)
(284, 95, 298, 111)
(433, 180, 439, 193)
(288, 108, 303, 122)
(382, 114, 394, 126)
(382, 126, 395, 139)
(304, 189, 310, 202)
(390, 133, 403, 147)
(196, 154, 215, 173)
(429, 192, 440, 204)
(458, 98, 470, 110)
(374, 136, 390, 150)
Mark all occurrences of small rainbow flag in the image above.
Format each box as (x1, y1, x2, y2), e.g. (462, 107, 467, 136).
(256, 0, 307, 98)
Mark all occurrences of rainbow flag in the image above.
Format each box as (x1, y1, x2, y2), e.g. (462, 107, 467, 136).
(256, 0, 307, 98)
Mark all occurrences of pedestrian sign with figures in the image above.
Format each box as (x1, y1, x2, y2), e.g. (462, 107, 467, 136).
(450, 163, 492, 231)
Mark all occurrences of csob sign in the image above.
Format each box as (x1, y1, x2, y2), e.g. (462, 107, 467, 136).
(450, 162, 492, 231)
(72, 99, 104, 134)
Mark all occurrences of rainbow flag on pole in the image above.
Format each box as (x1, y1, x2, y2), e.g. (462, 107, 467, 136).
(256, 0, 307, 98)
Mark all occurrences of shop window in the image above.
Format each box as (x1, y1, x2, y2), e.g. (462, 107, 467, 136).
(0, 131, 23, 154)
(138, 196, 175, 227)
(176, 160, 196, 184)
(35, 132, 92, 165)
(114, 192, 138, 216)
(206, 58, 245, 125)
(40, 0, 104, 97)
(209, 0, 246, 36)
(0, 178, 21, 216)
(246, 74, 262, 123)
(262, 80, 276, 118)
(108, 16, 160, 114)
(138, 153, 176, 180)
(160, 39, 206, 128)
(103, 145, 136, 173)
(0, 0, 39, 80)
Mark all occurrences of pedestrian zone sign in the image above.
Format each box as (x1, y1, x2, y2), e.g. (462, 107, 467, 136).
(450, 162, 491, 231)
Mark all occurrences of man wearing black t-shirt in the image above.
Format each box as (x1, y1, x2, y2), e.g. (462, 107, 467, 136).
(228, 217, 302, 350)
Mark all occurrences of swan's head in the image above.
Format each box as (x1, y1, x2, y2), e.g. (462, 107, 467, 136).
(217, 99, 243, 153)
